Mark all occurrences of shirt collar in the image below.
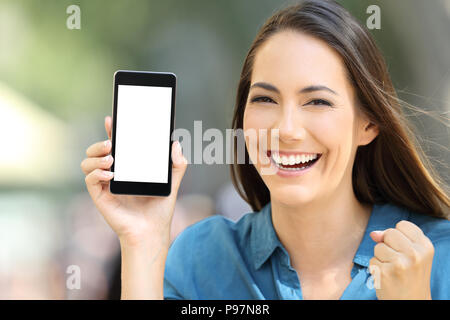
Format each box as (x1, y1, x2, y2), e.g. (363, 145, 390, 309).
(250, 201, 411, 270)
(250, 202, 282, 270)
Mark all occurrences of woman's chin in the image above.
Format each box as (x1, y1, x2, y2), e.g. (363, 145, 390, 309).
(269, 185, 318, 207)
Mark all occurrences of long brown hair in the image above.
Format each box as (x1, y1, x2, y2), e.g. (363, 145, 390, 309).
(230, 0, 449, 219)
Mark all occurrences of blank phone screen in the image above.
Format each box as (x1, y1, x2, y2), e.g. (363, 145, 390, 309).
(113, 84, 172, 183)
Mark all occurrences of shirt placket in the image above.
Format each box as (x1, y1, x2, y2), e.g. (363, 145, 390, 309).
(272, 247, 303, 300)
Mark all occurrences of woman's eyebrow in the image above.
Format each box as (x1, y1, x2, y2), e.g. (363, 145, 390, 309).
(250, 82, 338, 96)
(250, 82, 280, 93)
(300, 85, 338, 96)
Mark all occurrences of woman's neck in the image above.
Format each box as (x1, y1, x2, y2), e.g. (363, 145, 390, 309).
(271, 186, 372, 275)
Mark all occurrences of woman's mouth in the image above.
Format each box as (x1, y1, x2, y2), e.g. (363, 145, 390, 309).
(267, 150, 322, 175)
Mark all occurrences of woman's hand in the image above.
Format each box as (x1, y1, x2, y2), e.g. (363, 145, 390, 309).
(81, 116, 188, 248)
(369, 220, 434, 300)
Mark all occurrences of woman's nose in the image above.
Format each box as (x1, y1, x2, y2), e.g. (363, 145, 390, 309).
(274, 107, 306, 142)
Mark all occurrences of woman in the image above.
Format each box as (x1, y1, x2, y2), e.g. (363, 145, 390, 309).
(81, 0, 450, 299)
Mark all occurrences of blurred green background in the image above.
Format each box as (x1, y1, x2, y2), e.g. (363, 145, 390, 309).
(0, 0, 448, 299)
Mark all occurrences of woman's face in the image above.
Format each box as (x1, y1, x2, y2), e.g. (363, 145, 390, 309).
(243, 30, 378, 207)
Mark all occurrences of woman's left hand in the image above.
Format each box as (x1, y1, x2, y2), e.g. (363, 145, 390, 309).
(369, 220, 434, 300)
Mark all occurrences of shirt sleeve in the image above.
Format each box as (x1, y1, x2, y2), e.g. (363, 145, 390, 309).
(163, 223, 197, 300)
(163, 279, 184, 300)
(425, 219, 450, 300)
(162, 215, 242, 299)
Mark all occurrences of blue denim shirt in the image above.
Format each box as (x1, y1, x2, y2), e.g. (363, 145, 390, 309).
(163, 202, 450, 299)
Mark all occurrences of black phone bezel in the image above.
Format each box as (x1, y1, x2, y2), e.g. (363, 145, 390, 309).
(109, 70, 176, 197)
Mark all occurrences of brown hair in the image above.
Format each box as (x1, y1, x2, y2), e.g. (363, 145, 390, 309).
(230, 0, 449, 218)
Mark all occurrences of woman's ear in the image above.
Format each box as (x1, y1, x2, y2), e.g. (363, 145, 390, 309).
(358, 120, 379, 146)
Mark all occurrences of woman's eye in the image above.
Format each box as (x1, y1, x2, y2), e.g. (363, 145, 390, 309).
(250, 96, 276, 104)
(306, 99, 332, 106)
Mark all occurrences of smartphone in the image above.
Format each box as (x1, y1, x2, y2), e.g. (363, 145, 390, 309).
(109, 70, 176, 196)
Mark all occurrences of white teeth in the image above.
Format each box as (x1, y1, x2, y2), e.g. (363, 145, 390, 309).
(271, 152, 319, 167)
(288, 155, 295, 165)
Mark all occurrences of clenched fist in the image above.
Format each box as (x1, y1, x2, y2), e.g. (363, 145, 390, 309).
(369, 220, 435, 300)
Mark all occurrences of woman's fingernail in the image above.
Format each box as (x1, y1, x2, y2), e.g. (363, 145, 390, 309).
(105, 140, 111, 148)
(102, 155, 111, 162)
(104, 171, 114, 177)
(172, 141, 179, 156)
(173, 141, 182, 163)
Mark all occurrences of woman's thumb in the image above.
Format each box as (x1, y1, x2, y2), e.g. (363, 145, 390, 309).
(370, 230, 385, 243)
(171, 140, 188, 189)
